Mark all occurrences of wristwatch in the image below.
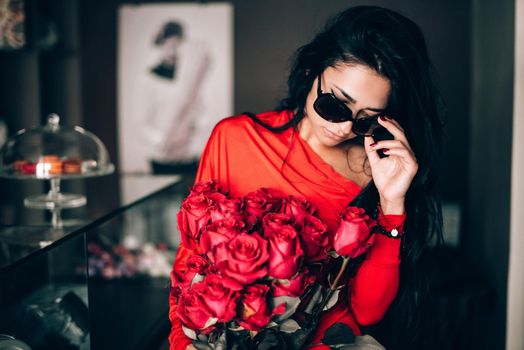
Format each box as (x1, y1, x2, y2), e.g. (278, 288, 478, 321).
(376, 225, 402, 239)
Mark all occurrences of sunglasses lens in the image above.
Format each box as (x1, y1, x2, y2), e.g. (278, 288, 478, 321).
(353, 117, 380, 136)
(313, 90, 383, 136)
(314, 94, 352, 122)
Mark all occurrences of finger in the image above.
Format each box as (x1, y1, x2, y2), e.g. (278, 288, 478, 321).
(382, 116, 405, 133)
(372, 140, 407, 149)
(382, 147, 418, 165)
(369, 140, 410, 152)
(376, 116, 409, 143)
(364, 135, 381, 164)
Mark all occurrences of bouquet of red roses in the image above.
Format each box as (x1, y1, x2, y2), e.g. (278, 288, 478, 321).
(171, 180, 377, 349)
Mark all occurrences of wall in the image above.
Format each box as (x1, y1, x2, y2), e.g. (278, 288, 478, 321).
(468, 0, 515, 348)
(507, 0, 524, 348)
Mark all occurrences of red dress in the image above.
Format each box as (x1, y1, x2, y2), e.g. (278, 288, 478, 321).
(169, 110, 404, 350)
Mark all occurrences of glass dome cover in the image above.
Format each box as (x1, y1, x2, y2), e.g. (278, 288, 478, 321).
(0, 114, 115, 179)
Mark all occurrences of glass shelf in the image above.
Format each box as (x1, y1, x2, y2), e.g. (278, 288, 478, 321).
(0, 174, 191, 350)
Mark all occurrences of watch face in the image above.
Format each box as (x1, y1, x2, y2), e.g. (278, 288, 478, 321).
(391, 228, 399, 237)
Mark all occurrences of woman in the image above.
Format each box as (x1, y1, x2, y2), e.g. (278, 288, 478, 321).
(169, 5, 443, 349)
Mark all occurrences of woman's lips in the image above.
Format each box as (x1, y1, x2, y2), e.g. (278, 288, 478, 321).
(323, 127, 346, 141)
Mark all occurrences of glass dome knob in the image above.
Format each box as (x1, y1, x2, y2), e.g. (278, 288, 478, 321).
(46, 113, 61, 131)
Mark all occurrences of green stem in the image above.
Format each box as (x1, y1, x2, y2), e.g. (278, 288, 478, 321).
(316, 257, 350, 315)
(330, 257, 350, 290)
(301, 257, 351, 350)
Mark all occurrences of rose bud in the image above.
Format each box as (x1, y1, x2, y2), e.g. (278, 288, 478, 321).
(266, 224, 304, 279)
(333, 206, 377, 259)
(299, 214, 330, 261)
(177, 192, 213, 246)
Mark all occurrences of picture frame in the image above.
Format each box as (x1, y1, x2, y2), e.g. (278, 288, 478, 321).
(117, 3, 234, 174)
(0, 0, 26, 50)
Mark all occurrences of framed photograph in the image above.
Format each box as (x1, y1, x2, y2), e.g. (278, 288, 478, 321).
(117, 3, 234, 174)
(0, 0, 26, 50)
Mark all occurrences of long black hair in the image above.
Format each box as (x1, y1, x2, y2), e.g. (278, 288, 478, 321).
(248, 5, 444, 348)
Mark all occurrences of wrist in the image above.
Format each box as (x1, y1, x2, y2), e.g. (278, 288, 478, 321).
(376, 203, 407, 238)
(379, 197, 405, 215)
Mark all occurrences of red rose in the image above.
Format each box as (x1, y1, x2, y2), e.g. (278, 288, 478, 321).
(193, 274, 242, 323)
(177, 192, 213, 246)
(243, 188, 282, 230)
(214, 232, 269, 285)
(176, 286, 216, 331)
(265, 223, 304, 279)
(172, 254, 208, 293)
(186, 254, 209, 275)
(333, 206, 377, 258)
(171, 253, 206, 296)
(169, 266, 184, 299)
(208, 193, 242, 222)
(170, 284, 183, 299)
(206, 264, 221, 275)
(262, 213, 294, 237)
(299, 214, 330, 261)
(190, 180, 222, 195)
(238, 284, 284, 331)
(272, 268, 315, 297)
(281, 195, 317, 227)
(200, 216, 245, 262)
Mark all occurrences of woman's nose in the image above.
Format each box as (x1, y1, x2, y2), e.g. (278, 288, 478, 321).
(338, 120, 353, 135)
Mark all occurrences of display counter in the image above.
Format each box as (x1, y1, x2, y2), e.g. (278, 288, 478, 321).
(0, 174, 192, 350)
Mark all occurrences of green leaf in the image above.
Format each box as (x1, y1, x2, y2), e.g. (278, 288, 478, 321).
(182, 325, 197, 340)
(321, 323, 355, 346)
(279, 319, 301, 333)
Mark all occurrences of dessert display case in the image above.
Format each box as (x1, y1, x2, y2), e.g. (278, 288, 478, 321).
(0, 114, 115, 227)
(0, 174, 191, 350)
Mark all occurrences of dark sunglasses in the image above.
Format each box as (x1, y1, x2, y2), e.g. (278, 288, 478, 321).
(313, 74, 385, 136)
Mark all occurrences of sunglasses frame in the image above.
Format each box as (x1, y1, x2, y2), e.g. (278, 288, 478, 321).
(313, 74, 385, 136)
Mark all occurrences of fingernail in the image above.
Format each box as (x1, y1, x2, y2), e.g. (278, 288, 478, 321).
(385, 116, 392, 120)
(383, 148, 390, 153)
(379, 116, 387, 121)
(370, 142, 377, 147)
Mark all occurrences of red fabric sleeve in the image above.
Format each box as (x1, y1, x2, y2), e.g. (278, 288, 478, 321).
(349, 212, 406, 326)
